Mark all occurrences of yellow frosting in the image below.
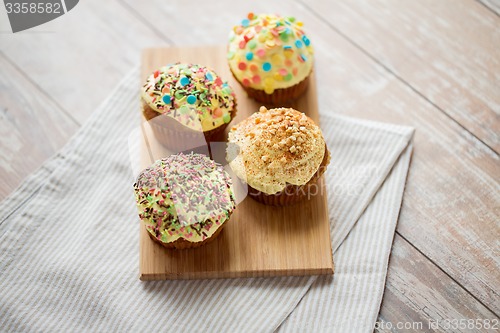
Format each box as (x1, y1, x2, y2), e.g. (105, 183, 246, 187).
(227, 107, 326, 194)
(227, 13, 314, 94)
(134, 153, 236, 243)
(141, 63, 236, 132)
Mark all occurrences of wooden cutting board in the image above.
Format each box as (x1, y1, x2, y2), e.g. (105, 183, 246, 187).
(138, 46, 333, 280)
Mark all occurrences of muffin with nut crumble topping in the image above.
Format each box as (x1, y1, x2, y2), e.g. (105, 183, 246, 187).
(227, 106, 330, 206)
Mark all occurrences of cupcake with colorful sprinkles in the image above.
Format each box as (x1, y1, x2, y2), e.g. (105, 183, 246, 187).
(141, 63, 237, 150)
(227, 13, 314, 104)
(134, 153, 236, 249)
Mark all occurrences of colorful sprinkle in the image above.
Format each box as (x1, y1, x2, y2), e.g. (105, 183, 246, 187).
(238, 62, 247, 70)
(241, 18, 250, 27)
(239, 40, 246, 49)
(205, 72, 214, 81)
(242, 78, 251, 86)
(262, 62, 272, 71)
(247, 12, 254, 20)
(271, 54, 282, 65)
(252, 75, 261, 84)
(284, 73, 293, 81)
(180, 76, 190, 86)
(265, 40, 275, 48)
(234, 26, 243, 35)
(279, 68, 288, 76)
(153, 70, 160, 78)
(256, 48, 266, 57)
(244, 33, 254, 42)
(245, 52, 254, 61)
(213, 108, 223, 117)
(227, 51, 235, 59)
(254, 25, 262, 33)
(295, 40, 303, 48)
(248, 39, 257, 49)
(223, 113, 231, 123)
(249, 64, 259, 72)
(302, 35, 311, 46)
(162, 95, 171, 104)
(285, 59, 293, 67)
(186, 95, 197, 104)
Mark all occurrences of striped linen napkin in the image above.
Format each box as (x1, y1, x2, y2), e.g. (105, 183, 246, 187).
(0, 69, 414, 332)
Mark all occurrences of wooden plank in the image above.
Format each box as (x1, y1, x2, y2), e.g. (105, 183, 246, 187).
(122, 0, 500, 312)
(138, 46, 333, 280)
(0, 0, 169, 124)
(303, 0, 500, 152)
(376, 235, 499, 333)
(0, 54, 79, 200)
(479, 0, 500, 16)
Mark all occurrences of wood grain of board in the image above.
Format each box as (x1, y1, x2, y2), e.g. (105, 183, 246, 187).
(138, 46, 333, 280)
(303, 0, 500, 152)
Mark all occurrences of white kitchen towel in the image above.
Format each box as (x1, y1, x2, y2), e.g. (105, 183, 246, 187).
(0, 69, 414, 333)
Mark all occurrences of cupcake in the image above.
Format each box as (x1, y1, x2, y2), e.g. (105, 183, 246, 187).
(141, 63, 237, 150)
(227, 106, 330, 206)
(227, 13, 314, 105)
(134, 153, 236, 249)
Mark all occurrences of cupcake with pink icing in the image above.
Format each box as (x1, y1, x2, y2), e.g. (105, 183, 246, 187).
(134, 153, 236, 249)
(227, 13, 314, 104)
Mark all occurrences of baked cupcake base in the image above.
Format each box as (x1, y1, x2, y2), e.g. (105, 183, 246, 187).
(230, 67, 311, 105)
(248, 146, 331, 206)
(147, 222, 226, 250)
(142, 100, 237, 151)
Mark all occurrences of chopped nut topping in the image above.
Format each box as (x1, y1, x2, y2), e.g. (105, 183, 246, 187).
(290, 145, 297, 153)
(261, 155, 268, 162)
(255, 117, 261, 124)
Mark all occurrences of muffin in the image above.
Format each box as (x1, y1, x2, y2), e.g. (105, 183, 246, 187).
(227, 106, 330, 206)
(141, 63, 237, 150)
(134, 153, 236, 249)
(227, 13, 314, 105)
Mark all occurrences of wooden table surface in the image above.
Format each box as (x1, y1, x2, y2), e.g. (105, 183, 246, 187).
(1, 0, 498, 331)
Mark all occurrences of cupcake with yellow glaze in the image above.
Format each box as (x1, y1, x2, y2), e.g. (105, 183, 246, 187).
(141, 63, 237, 150)
(227, 106, 330, 206)
(227, 13, 313, 105)
(134, 153, 236, 249)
